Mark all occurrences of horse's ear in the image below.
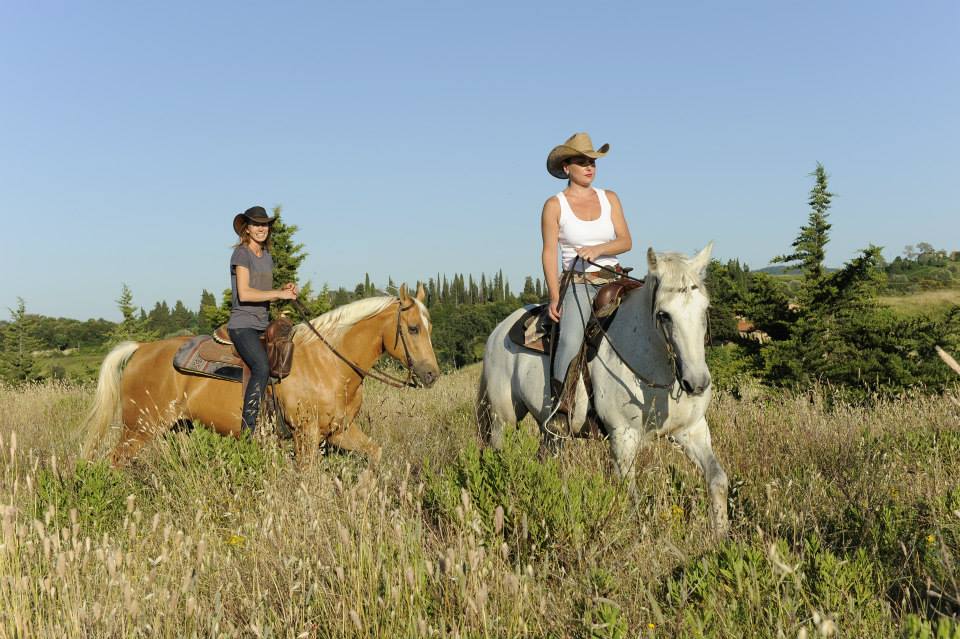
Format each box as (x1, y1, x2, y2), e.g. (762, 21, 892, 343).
(647, 247, 658, 273)
(691, 241, 714, 275)
(415, 282, 426, 302)
(399, 283, 410, 302)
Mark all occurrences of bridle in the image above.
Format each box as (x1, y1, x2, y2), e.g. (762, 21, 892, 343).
(292, 298, 422, 388)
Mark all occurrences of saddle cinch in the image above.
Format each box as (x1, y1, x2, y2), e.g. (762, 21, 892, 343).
(172, 317, 295, 384)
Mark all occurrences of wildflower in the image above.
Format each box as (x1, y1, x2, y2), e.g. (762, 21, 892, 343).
(648, 622, 656, 629)
(227, 534, 246, 547)
(926, 534, 935, 545)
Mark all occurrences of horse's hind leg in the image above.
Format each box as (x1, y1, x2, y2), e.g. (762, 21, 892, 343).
(674, 418, 729, 538)
(110, 419, 170, 467)
(477, 371, 524, 450)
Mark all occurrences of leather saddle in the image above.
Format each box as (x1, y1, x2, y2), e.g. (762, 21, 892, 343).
(508, 274, 644, 355)
(173, 318, 295, 383)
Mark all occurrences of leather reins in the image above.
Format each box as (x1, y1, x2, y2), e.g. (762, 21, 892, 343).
(292, 298, 420, 389)
(559, 256, 685, 396)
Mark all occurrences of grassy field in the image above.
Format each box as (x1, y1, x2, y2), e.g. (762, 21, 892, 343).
(1, 368, 958, 637)
(879, 289, 960, 318)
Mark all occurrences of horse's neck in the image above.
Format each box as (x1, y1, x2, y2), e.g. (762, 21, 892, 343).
(334, 311, 389, 370)
(603, 283, 673, 377)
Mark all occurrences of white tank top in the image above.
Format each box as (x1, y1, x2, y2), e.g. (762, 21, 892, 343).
(557, 187, 618, 272)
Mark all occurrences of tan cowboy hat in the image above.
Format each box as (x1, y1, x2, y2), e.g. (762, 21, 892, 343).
(232, 205, 277, 235)
(546, 132, 610, 179)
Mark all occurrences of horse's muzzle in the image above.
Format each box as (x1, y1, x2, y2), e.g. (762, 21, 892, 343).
(413, 365, 439, 388)
(680, 372, 711, 396)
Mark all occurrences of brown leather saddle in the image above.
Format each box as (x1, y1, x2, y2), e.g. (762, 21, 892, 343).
(173, 318, 295, 382)
(508, 275, 644, 355)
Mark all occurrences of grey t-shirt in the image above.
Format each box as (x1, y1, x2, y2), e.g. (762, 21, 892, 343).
(228, 246, 273, 330)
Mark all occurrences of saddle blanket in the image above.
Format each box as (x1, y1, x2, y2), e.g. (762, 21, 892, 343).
(173, 336, 243, 383)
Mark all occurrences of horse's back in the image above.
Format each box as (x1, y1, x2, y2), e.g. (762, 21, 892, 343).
(120, 337, 240, 433)
(481, 307, 550, 425)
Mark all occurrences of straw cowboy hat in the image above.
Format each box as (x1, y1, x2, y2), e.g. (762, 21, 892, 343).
(233, 205, 277, 235)
(546, 132, 610, 179)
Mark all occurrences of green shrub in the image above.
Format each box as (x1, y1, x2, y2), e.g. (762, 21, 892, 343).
(150, 426, 278, 494)
(656, 537, 892, 636)
(34, 459, 135, 535)
(706, 343, 761, 394)
(422, 428, 619, 564)
(901, 615, 960, 639)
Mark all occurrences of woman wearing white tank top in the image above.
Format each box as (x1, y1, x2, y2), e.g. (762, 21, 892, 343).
(541, 132, 633, 426)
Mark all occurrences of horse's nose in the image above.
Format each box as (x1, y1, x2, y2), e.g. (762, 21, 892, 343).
(418, 368, 439, 388)
(681, 374, 711, 396)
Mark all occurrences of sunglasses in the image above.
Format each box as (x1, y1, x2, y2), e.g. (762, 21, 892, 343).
(567, 157, 596, 167)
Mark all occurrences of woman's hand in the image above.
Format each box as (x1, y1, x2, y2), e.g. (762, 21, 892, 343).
(277, 283, 298, 301)
(548, 298, 562, 322)
(575, 245, 603, 263)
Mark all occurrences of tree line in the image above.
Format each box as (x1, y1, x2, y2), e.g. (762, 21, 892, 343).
(3, 176, 958, 397)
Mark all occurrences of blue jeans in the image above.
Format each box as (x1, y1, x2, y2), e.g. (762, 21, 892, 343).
(228, 327, 269, 434)
(553, 282, 599, 382)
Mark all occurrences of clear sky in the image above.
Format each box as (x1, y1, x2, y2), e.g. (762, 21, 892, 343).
(2, 1, 957, 320)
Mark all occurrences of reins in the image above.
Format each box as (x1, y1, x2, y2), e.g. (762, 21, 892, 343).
(559, 256, 683, 395)
(291, 298, 419, 389)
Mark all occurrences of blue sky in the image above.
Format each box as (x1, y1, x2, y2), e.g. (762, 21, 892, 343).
(2, 1, 957, 320)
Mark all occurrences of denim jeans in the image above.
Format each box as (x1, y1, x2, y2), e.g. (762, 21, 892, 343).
(552, 282, 599, 382)
(228, 327, 269, 434)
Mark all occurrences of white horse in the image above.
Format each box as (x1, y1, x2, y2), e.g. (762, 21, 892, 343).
(477, 244, 729, 536)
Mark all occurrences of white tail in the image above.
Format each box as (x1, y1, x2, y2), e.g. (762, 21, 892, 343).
(81, 341, 140, 459)
(936, 346, 960, 376)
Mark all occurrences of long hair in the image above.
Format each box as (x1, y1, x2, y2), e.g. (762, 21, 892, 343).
(233, 220, 273, 252)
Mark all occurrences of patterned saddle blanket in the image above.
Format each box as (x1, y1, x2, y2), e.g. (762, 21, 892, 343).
(508, 305, 555, 354)
(173, 335, 245, 383)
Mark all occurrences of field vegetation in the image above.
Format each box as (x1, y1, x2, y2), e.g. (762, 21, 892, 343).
(1, 369, 959, 638)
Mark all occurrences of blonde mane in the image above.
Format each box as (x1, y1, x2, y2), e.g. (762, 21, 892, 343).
(293, 297, 397, 345)
(292, 296, 430, 345)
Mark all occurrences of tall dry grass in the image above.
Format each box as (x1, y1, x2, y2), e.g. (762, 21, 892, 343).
(0, 371, 958, 638)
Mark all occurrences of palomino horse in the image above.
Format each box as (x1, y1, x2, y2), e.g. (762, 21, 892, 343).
(477, 245, 729, 536)
(82, 284, 440, 466)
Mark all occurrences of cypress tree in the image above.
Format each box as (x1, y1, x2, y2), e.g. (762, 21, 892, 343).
(772, 163, 834, 294)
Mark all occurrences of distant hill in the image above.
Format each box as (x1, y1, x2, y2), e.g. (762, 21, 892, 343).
(755, 265, 837, 276)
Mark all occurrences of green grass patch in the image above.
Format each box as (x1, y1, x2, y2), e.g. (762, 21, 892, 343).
(423, 428, 621, 564)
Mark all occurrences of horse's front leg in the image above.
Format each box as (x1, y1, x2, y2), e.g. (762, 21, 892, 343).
(605, 424, 648, 503)
(327, 425, 382, 465)
(327, 387, 382, 465)
(673, 417, 729, 538)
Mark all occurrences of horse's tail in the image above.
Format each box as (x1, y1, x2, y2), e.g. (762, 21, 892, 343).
(475, 370, 495, 445)
(81, 341, 140, 459)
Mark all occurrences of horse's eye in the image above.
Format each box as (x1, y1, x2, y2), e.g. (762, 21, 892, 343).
(656, 311, 671, 323)
(408, 325, 419, 335)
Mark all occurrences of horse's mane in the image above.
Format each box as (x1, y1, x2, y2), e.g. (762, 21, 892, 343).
(293, 296, 398, 345)
(651, 252, 708, 298)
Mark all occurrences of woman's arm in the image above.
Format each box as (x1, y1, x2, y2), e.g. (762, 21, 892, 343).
(541, 197, 562, 321)
(574, 190, 633, 262)
(235, 266, 298, 303)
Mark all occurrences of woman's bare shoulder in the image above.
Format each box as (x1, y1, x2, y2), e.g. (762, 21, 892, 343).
(542, 195, 560, 216)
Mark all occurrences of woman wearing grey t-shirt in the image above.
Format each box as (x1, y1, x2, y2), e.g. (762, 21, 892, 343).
(228, 206, 298, 434)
